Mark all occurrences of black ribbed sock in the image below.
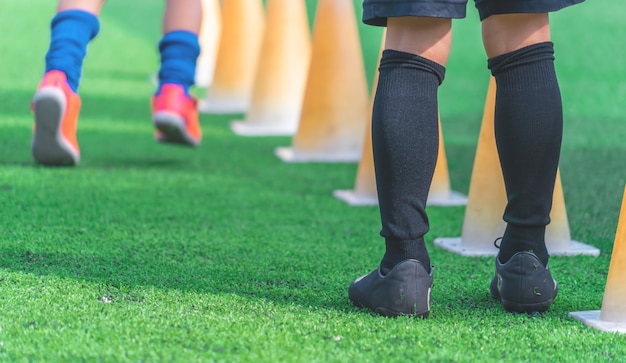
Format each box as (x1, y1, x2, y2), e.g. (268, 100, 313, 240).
(488, 42, 563, 266)
(372, 50, 445, 275)
(381, 238, 430, 275)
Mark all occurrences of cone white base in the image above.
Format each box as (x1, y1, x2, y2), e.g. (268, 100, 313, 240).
(569, 311, 626, 333)
(199, 98, 249, 114)
(195, 71, 214, 89)
(230, 120, 297, 136)
(332, 190, 468, 207)
(428, 191, 468, 207)
(332, 190, 378, 206)
(274, 147, 360, 163)
(433, 237, 600, 257)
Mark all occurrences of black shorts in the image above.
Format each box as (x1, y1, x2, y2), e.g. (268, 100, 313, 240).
(362, 0, 585, 25)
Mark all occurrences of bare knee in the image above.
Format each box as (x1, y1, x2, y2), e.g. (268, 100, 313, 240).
(57, 0, 106, 15)
(385, 17, 452, 66)
(482, 13, 551, 58)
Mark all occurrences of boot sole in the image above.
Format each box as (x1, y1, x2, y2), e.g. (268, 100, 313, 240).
(153, 111, 199, 147)
(31, 88, 79, 166)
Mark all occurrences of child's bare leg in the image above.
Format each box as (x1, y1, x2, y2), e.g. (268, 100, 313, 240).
(156, 0, 202, 94)
(151, 0, 203, 147)
(163, 0, 202, 34)
(57, 0, 106, 15)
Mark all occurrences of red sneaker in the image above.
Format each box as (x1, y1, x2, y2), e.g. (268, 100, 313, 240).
(31, 70, 81, 166)
(151, 84, 202, 147)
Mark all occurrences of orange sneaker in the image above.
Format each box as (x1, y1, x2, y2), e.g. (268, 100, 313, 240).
(151, 84, 202, 147)
(31, 70, 81, 166)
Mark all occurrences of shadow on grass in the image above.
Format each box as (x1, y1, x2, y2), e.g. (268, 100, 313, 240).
(0, 136, 362, 313)
(0, 228, 357, 313)
(0, 242, 508, 316)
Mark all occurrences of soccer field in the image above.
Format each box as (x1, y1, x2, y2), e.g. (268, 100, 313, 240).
(1, 0, 625, 361)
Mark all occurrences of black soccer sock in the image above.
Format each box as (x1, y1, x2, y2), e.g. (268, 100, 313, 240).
(372, 50, 445, 274)
(382, 238, 430, 275)
(488, 42, 563, 266)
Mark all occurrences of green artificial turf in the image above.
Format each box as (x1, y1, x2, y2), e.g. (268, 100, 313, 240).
(1, 0, 626, 361)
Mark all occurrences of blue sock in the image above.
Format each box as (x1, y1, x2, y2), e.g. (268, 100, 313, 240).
(157, 30, 200, 95)
(45, 10, 100, 93)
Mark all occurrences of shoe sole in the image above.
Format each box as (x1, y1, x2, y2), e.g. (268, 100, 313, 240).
(374, 306, 429, 318)
(351, 297, 430, 318)
(351, 284, 431, 318)
(153, 111, 199, 147)
(31, 88, 79, 166)
(499, 298, 554, 313)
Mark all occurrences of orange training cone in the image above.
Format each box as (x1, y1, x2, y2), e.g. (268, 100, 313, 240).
(274, 0, 369, 162)
(199, 0, 265, 114)
(570, 186, 626, 333)
(332, 42, 380, 205)
(427, 119, 468, 206)
(434, 77, 600, 256)
(230, 0, 311, 136)
(195, 0, 222, 88)
(332, 110, 378, 204)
